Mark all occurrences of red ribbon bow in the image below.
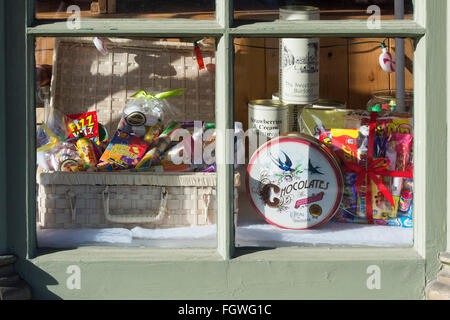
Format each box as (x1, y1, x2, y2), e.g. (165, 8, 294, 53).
(343, 112, 413, 224)
(345, 158, 394, 205)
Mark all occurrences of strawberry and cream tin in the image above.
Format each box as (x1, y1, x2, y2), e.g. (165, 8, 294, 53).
(248, 99, 289, 142)
(246, 133, 344, 229)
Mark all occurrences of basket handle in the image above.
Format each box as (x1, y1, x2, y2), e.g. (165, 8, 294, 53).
(202, 192, 212, 224)
(102, 186, 168, 224)
(65, 190, 77, 223)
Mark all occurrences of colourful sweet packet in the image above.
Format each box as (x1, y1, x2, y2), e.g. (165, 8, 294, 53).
(64, 111, 99, 143)
(97, 130, 148, 171)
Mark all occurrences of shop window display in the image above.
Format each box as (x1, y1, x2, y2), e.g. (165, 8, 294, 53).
(234, 35, 414, 247)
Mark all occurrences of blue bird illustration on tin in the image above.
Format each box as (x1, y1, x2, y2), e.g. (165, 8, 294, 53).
(271, 150, 295, 173)
(270, 151, 304, 182)
(308, 160, 324, 175)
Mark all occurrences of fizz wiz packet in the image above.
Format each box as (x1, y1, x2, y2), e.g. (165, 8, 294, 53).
(65, 111, 99, 143)
(300, 108, 413, 227)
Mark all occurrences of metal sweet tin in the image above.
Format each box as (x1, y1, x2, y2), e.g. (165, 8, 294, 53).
(312, 99, 347, 109)
(279, 6, 320, 105)
(248, 99, 289, 141)
(272, 92, 310, 132)
(246, 133, 344, 230)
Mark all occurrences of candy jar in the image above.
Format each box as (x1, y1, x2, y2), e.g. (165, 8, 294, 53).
(366, 89, 413, 113)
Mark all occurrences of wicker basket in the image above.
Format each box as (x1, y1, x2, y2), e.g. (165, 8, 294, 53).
(37, 37, 239, 229)
(37, 171, 240, 229)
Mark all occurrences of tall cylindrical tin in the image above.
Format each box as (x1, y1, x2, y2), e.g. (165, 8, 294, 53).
(248, 99, 289, 142)
(272, 92, 310, 132)
(288, 105, 307, 132)
(279, 6, 320, 105)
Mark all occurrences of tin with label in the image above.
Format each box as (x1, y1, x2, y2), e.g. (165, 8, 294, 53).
(296, 99, 347, 131)
(248, 99, 289, 144)
(246, 133, 344, 229)
(279, 6, 320, 105)
(272, 92, 309, 132)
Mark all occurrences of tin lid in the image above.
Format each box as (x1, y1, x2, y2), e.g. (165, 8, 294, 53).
(246, 133, 344, 230)
(249, 99, 289, 108)
(313, 99, 347, 109)
(279, 6, 320, 20)
(125, 111, 147, 126)
(279, 5, 320, 13)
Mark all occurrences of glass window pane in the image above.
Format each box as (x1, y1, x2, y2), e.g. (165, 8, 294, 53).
(234, 37, 414, 248)
(35, 36, 219, 248)
(35, 0, 215, 20)
(234, 1, 413, 21)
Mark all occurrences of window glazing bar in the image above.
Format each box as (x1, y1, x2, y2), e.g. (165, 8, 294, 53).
(27, 19, 225, 37)
(395, 0, 406, 112)
(215, 0, 234, 259)
(231, 20, 425, 38)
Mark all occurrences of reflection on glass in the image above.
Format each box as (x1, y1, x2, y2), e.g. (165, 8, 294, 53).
(35, 0, 215, 19)
(35, 37, 221, 248)
(234, 37, 414, 248)
(234, 0, 413, 20)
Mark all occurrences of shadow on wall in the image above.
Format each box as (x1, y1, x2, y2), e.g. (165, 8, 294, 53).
(50, 38, 216, 135)
(15, 257, 62, 300)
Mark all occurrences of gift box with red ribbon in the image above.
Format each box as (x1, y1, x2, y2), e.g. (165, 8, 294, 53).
(300, 108, 414, 228)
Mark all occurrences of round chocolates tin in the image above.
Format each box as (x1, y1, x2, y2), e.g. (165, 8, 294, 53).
(246, 133, 344, 229)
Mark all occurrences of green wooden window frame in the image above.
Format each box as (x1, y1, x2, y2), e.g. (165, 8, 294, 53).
(1, 0, 447, 299)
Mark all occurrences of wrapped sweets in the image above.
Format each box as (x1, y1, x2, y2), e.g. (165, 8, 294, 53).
(376, 132, 413, 218)
(37, 139, 85, 172)
(143, 121, 164, 145)
(135, 121, 181, 169)
(327, 127, 368, 219)
(36, 113, 88, 172)
(76, 137, 99, 169)
(300, 108, 413, 227)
